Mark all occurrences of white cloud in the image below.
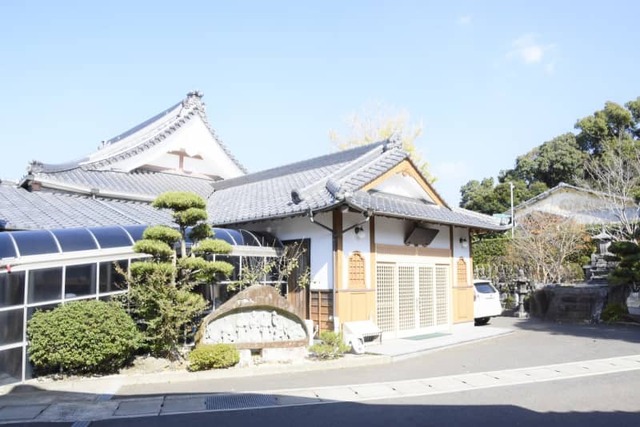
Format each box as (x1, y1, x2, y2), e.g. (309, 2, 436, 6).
(508, 34, 554, 65)
(457, 15, 472, 25)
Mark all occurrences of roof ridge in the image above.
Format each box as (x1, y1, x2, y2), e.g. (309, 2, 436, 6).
(192, 99, 248, 175)
(292, 141, 400, 203)
(511, 181, 633, 213)
(213, 141, 387, 192)
(327, 143, 407, 195)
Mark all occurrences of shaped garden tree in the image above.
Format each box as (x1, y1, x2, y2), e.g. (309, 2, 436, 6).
(125, 191, 233, 360)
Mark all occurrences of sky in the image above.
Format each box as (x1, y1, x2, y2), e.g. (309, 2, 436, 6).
(1, 0, 639, 205)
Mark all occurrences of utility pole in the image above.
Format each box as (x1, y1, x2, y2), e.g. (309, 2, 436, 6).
(509, 182, 515, 238)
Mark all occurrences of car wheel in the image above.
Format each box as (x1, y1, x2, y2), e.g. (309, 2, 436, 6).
(475, 317, 490, 326)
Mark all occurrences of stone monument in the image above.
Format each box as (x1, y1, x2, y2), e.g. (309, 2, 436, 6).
(195, 285, 310, 365)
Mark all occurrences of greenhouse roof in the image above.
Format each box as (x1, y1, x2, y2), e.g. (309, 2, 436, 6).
(0, 225, 281, 260)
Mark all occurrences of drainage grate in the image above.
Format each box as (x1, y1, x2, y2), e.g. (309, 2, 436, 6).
(205, 394, 278, 411)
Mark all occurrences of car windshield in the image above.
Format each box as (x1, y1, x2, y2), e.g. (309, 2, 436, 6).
(474, 282, 496, 293)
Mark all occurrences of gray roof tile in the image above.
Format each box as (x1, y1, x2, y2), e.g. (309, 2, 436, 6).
(348, 192, 506, 230)
(34, 169, 216, 200)
(207, 141, 504, 231)
(2, 138, 504, 233)
(0, 182, 171, 230)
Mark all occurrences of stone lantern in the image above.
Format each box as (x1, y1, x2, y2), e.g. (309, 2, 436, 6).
(514, 269, 530, 318)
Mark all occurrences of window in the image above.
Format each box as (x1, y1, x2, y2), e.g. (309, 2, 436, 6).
(0, 308, 24, 346)
(348, 252, 366, 289)
(64, 264, 97, 298)
(27, 268, 62, 303)
(0, 272, 25, 308)
(99, 260, 128, 293)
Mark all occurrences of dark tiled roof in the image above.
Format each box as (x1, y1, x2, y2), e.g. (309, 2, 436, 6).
(207, 142, 402, 225)
(2, 138, 504, 232)
(33, 169, 216, 200)
(0, 182, 171, 230)
(207, 141, 506, 231)
(348, 191, 506, 230)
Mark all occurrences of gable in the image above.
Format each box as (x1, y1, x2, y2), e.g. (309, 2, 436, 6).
(115, 116, 245, 180)
(361, 159, 447, 207)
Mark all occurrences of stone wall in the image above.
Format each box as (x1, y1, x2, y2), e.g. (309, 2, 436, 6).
(529, 284, 608, 323)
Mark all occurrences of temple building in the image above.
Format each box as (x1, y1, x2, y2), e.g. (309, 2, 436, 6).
(0, 91, 506, 384)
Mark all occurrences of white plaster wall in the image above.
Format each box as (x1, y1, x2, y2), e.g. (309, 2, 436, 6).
(374, 216, 409, 246)
(249, 214, 334, 290)
(375, 216, 451, 250)
(452, 227, 470, 259)
(114, 118, 245, 179)
(148, 152, 179, 170)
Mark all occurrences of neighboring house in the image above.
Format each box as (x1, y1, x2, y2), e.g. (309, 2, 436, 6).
(512, 182, 640, 226)
(0, 91, 506, 384)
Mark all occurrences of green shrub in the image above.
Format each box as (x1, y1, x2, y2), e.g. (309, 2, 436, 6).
(309, 331, 351, 360)
(27, 300, 142, 375)
(502, 294, 516, 310)
(188, 343, 240, 371)
(601, 303, 628, 323)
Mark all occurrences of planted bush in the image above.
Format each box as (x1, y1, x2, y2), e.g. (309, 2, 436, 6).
(188, 343, 240, 371)
(309, 331, 351, 360)
(601, 303, 628, 323)
(27, 300, 142, 375)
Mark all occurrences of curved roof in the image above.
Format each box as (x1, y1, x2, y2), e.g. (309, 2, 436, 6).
(29, 92, 246, 176)
(0, 225, 282, 260)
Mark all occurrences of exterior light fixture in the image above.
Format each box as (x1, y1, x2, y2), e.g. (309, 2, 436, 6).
(355, 226, 366, 240)
(459, 237, 468, 248)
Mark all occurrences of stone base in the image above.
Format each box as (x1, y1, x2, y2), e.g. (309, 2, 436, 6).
(238, 349, 253, 367)
(261, 346, 308, 363)
(238, 346, 308, 366)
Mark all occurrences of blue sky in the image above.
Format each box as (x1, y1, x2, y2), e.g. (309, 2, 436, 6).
(1, 1, 639, 205)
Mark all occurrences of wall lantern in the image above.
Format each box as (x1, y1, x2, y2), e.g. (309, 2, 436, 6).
(355, 226, 366, 240)
(459, 237, 469, 248)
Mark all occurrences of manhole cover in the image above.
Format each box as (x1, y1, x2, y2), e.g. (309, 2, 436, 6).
(205, 394, 278, 410)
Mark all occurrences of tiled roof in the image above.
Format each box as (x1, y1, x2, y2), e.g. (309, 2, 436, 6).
(27, 91, 246, 176)
(207, 142, 398, 225)
(512, 182, 634, 213)
(2, 138, 505, 232)
(0, 182, 171, 231)
(32, 169, 216, 200)
(207, 141, 506, 231)
(348, 192, 506, 230)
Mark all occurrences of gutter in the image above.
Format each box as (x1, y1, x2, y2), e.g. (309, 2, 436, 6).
(34, 179, 156, 203)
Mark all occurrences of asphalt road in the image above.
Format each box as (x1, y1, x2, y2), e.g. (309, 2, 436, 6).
(5, 317, 640, 426)
(94, 371, 640, 427)
(114, 316, 640, 398)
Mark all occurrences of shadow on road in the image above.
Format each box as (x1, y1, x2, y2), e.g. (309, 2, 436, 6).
(89, 400, 639, 427)
(2, 383, 638, 427)
(507, 316, 640, 344)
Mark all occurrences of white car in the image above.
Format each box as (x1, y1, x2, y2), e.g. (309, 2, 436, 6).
(473, 279, 503, 326)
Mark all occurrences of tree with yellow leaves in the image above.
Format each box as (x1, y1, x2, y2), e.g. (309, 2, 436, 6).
(329, 103, 435, 183)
